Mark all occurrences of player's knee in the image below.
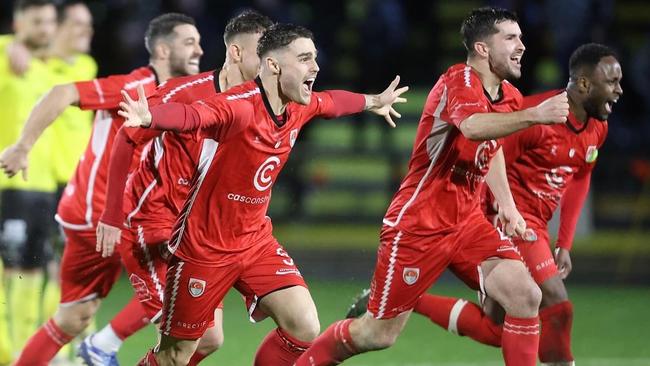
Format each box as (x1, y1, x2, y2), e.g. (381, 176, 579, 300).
(196, 329, 224, 355)
(285, 310, 321, 341)
(540, 277, 569, 307)
(53, 299, 100, 336)
(367, 328, 399, 350)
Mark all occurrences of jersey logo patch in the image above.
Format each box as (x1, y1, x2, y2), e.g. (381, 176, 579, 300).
(585, 145, 598, 163)
(188, 278, 206, 297)
(254, 156, 281, 191)
(403, 267, 420, 285)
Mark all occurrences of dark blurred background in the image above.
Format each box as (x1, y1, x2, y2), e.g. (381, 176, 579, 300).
(2, 0, 649, 282)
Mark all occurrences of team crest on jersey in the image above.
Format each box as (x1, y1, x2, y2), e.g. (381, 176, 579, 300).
(585, 145, 598, 163)
(188, 278, 206, 297)
(290, 129, 298, 148)
(403, 267, 420, 285)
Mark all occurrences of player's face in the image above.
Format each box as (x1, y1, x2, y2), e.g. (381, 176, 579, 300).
(276, 37, 319, 105)
(14, 5, 57, 50)
(584, 56, 623, 121)
(58, 4, 93, 54)
(167, 24, 203, 77)
(238, 32, 263, 81)
(486, 20, 525, 80)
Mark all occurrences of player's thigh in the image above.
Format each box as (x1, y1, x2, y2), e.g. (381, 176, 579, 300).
(159, 256, 239, 340)
(118, 226, 168, 320)
(367, 227, 455, 320)
(258, 286, 319, 339)
(514, 226, 559, 285)
(196, 308, 224, 354)
(448, 217, 522, 293)
(539, 275, 569, 307)
(235, 238, 308, 323)
(59, 228, 122, 305)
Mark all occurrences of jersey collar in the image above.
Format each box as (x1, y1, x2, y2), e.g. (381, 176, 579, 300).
(147, 65, 161, 86)
(212, 69, 221, 93)
(255, 76, 286, 128)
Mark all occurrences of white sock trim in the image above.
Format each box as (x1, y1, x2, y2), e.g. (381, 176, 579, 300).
(91, 324, 123, 353)
(541, 362, 575, 366)
(448, 299, 468, 335)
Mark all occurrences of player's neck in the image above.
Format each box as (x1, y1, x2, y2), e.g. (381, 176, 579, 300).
(567, 89, 587, 125)
(260, 75, 288, 115)
(149, 61, 172, 83)
(466, 59, 501, 100)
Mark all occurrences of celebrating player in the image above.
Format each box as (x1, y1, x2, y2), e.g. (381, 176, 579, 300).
(294, 7, 569, 366)
(0, 13, 203, 366)
(119, 23, 407, 366)
(92, 10, 273, 365)
(402, 43, 622, 366)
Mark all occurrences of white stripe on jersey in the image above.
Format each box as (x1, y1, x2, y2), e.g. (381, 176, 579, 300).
(226, 88, 260, 100)
(376, 231, 403, 319)
(383, 87, 451, 228)
(92, 79, 105, 104)
(463, 66, 472, 87)
(124, 75, 157, 90)
(126, 134, 166, 226)
(55, 110, 112, 230)
(137, 225, 165, 303)
(162, 75, 214, 104)
(168, 139, 219, 254)
(163, 261, 184, 335)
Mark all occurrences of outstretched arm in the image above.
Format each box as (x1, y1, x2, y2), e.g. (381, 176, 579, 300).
(459, 92, 569, 141)
(0, 83, 79, 179)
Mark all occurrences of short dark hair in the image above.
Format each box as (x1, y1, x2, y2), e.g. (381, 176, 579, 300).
(223, 10, 273, 45)
(569, 43, 618, 80)
(460, 7, 518, 55)
(57, 1, 87, 24)
(13, 0, 54, 14)
(257, 23, 313, 58)
(144, 13, 196, 54)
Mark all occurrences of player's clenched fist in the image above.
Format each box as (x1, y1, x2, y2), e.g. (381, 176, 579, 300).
(528, 91, 569, 124)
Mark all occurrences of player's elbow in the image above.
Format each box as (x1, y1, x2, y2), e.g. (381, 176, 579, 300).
(458, 117, 486, 141)
(51, 83, 80, 107)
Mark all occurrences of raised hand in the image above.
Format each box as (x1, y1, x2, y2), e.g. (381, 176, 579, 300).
(96, 221, 122, 258)
(0, 144, 29, 180)
(530, 91, 570, 124)
(366, 75, 409, 128)
(117, 84, 152, 127)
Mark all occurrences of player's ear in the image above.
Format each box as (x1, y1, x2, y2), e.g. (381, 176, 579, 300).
(577, 76, 590, 94)
(227, 43, 243, 63)
(154, 41, 170, 60)
(473, 41, 489, 58)
(266, 56, 280, 75)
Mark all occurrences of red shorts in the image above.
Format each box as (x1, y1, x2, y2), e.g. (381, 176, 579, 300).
(513, 221, 557, 285)
(159, 236, 306, 339)
(368, 215, 522, 319)
(60, 228, 122, 305)
(118, 225, 224, 322)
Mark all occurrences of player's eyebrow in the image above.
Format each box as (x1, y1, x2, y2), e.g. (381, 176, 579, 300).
(297, 50, 317, 59)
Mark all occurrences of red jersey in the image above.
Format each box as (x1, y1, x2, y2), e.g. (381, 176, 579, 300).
(383, 64, 523, 235)
(55, 66, 159, 230)
(101, 70, 220, 244)
(503, 89, 608, 231)
(147, 78, 366, 264)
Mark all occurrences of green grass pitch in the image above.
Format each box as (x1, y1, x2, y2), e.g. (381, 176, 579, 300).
(96, 277, 650, 365)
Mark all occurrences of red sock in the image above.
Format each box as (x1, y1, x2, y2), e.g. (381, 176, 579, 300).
(294, 319, 358, 366)
(188, 350, 208, 365)
(414, 294, 502, 347)
(110, 295, 149, 339)
(254, 327, 312, 366)
(14, 318, 74, 366)
(502, 315, 540, 366)
(137, 349, 160, 366)
(539, 301, 574, 363)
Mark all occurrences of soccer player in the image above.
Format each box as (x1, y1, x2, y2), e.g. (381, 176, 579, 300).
(0, 0, 57, 360)
(403, 43, 622, 366)
(293, 7, 569, 366)
(0, 13, 203, 366)
(91, 10, 274, 365)
(119, 23, 408, 366)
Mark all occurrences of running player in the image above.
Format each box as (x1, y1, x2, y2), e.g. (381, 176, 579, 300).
(90, 10, 273, 366)
(294, 7, 569, 366)
(0, 13, 203, 366)
(402, 43, 622, 366)
(119, 23, 408, 366)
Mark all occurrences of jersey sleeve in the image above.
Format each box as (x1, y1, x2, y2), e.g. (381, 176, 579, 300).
(556, 167, 592, 251)
(308, 90, 366, 120)
(149, 95, 237, 137)
(75, 72, 145, 110)
(445, 73, 489, 128)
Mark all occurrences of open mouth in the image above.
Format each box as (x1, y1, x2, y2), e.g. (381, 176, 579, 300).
(510, 55, 522, 66)
(604, 98, 618, 114)
(188, 59, 200, 67)
(302, 77, 315, 94)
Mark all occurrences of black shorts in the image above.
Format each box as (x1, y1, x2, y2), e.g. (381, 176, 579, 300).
(0, 189, 56, 269)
